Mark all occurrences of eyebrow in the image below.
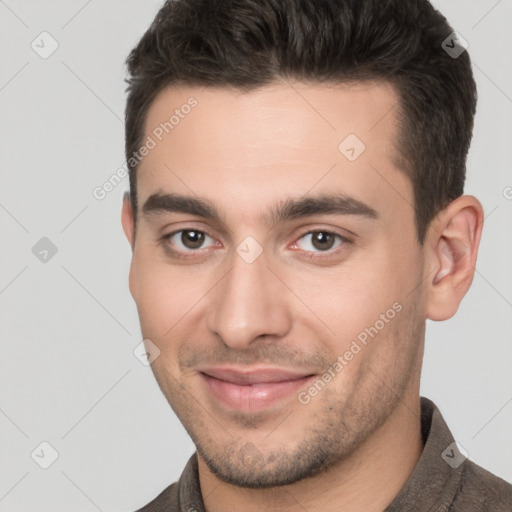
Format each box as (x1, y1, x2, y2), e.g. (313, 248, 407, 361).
(141, 192, 379, 226)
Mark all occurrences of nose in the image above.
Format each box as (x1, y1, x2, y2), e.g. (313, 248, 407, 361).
(206, 246, 292, 350)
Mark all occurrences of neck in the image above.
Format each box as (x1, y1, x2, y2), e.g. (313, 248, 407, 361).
(198, 392, 423, 512)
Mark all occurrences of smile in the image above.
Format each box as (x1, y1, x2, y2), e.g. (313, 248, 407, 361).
(199, 366, 316, 412)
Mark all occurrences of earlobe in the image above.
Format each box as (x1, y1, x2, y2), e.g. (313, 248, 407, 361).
(121, 191, 136, 250)
(425, 195, 484, 321)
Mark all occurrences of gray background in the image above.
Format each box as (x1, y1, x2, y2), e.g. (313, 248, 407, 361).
(0, 1, 511, 511)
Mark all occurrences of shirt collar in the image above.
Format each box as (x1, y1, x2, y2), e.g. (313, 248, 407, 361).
(384, 396, 464, 511)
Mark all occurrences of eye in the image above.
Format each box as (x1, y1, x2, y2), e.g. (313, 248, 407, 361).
(165, 229, 216, 252)
(295, 231, 347, 253)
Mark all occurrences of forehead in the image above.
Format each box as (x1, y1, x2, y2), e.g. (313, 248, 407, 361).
(137, 80, 412, 226)
(143, 80, 401, 156)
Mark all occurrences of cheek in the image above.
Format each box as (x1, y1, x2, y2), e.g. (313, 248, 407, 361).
(131, 253, 171, 335)
(285, 264, 387, 336)
(284, 249, 411, 358)
(130, 254, 206, 339)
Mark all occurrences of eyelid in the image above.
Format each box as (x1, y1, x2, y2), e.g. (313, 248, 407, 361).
(289, 228, 352, 254)
(158, 226, 218, 259)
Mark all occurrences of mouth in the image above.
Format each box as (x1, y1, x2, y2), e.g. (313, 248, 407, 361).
(198, 366, 316, 412)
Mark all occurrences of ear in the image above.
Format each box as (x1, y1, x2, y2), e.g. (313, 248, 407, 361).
(121, 191, 136, 250)
(424, 195, 484, 321)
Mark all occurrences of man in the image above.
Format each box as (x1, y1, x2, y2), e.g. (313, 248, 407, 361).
(121, 0, 512, 510)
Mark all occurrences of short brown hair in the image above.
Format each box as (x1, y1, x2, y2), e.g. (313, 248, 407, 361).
(125, 0, 477, 244)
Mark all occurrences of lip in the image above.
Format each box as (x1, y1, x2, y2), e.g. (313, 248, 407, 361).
(199, 366, 316, 412)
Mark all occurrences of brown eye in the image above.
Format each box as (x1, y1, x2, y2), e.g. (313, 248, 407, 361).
(311, 232, 336, 250)
(296, 231, 345, 253)
(180, 230, 205, 249)
(164, 229, 215, 253)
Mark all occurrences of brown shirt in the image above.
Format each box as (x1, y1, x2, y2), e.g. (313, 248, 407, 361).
(136, 397, 512, 511)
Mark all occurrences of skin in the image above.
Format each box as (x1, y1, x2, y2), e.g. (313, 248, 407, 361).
(122, 79, 484, 512)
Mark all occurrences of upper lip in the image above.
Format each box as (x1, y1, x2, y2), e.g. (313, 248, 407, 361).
(199, 366, 315, 385)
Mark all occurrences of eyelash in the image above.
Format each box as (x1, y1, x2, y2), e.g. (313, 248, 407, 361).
(159, 228, 352, 261)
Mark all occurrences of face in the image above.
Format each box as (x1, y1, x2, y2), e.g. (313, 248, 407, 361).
(123, 80, 427, 488)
